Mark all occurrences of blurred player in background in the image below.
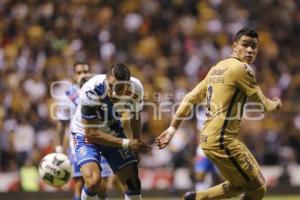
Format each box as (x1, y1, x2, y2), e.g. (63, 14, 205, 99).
(55, 62, 114, 200)
(71, 63, 152, 200)
(156, 28, 282, 200)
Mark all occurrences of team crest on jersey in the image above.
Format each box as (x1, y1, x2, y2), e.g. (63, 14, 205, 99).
(242, 64, 255, 76)
(242, 64, 256, 85)
(79, 146, 87, 157)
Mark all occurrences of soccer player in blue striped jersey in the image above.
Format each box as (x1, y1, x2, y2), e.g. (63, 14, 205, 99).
(55, 62, 113, 200)
(71, 63, 152, 200)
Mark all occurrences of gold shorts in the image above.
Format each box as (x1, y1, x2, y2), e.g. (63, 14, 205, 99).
(203, 139, 262, 187)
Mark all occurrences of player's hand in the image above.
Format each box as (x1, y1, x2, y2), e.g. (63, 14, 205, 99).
(272, 97, 282, 111)
(128, 139, 152, 153)
(155, 127, 176, 149)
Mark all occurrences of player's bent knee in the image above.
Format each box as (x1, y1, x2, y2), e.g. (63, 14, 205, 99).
(253, 185, 267, 199)
(242, 185, 267, 200)
(83, 172, 101, 191)
(85, 177, 102, 191)
(81, 162, 102, 191)
(245, 178, 265, 191)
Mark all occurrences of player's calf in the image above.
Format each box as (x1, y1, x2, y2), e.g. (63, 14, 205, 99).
(97, 177, 110, 200)
(124, 177, 142, 200)
(116, 163, 142, 200)
(80, 162, 102, 200)
(83, 171, 102, 192)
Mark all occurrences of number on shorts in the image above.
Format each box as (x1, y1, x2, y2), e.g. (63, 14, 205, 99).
(118, 149, 132, 160)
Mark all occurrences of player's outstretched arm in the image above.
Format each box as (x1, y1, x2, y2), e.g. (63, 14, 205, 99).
(249, 87, 282, 112)
(83, 118, 152, 153)
(156, 78, 207, 149)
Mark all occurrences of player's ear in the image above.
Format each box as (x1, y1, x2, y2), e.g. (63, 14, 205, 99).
(232, 41, 238, 54)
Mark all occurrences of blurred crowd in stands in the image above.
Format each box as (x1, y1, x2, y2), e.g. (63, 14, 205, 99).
(0, 0, 300, 180)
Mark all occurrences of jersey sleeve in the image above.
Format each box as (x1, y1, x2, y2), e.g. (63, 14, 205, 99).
(185, 77, 207, 104)
(176, 77, 207, 116)
(234, 64, 258, 96)
(131, 79, 144, 112)
(79, 83, 105, 106)
(79, 82, 106, 120)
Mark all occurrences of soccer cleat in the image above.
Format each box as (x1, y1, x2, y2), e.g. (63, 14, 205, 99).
(183, 191, 196, 200)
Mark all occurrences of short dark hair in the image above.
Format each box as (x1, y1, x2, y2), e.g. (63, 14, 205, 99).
(73, 61, 91, 71)
(234, 28, 258, 41)
(108, 63, 131, 81)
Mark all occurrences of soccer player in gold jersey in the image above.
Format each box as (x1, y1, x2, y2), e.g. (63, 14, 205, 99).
(156, 28, 282, 200)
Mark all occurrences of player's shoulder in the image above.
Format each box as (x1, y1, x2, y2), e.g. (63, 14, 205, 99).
(79, 74, 107, 105)
(81, 74, 106, 91)
(221, 57, 244, 69)
(224, 57, 255, 77)
(86, 74, 106, 85)
(130, 76, 143, 90)
(130, 77, 144, 95)
(124, 76, 143, 100)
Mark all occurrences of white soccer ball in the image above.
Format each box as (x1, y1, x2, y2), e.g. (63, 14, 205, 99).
(39, 153, 72, 187)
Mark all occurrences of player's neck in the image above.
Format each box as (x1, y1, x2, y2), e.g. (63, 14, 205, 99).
(228, 55, 243, 62)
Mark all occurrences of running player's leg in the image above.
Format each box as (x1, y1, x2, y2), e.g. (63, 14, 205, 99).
(184, 178, 265, 200)
(235, 143, 267, 200)
(115, 163, 141, 200)
(100, 144, 140, 200)
(73, 133, 102, 200)
(241, 184, 266, 200)
(239, 160, 266, 200)
(98, 126, 141, 200)
(80, 162, 102, 200)
(184, 180, 241, 200)
(184, 141, 265, 200)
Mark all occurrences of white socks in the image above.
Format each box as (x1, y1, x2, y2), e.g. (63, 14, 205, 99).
(81, 186, 97, 200)
(125, 194, 142, 200)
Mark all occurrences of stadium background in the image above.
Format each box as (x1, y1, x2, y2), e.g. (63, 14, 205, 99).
(0, 0, 299, 199)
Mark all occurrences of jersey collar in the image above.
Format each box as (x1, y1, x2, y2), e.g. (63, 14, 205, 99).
(227, 56, 243, 62)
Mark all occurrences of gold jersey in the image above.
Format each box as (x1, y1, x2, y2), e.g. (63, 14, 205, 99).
(176, 57, 258, 149)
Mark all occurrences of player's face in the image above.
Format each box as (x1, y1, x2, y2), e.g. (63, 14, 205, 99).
(233, 35, 258, 64)
(74, 64, 90, 84)
(106, 75, 130, 102)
